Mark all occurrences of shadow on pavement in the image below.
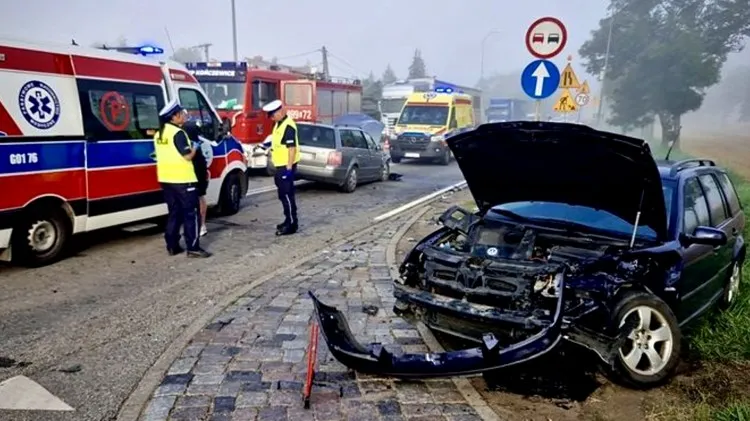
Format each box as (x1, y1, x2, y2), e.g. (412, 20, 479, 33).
(435, 332, 602, 402)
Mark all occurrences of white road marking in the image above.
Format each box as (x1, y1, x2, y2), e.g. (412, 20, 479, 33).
(373, 180, 468, 223)
(245, 180, 311, 197)
(0, 375, 75, 411)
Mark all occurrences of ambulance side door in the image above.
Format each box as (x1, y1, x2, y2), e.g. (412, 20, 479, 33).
(76, 79, 166, 230)
(173, 84, 226, 205)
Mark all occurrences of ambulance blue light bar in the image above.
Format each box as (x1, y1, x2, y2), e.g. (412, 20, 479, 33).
(137, 45, 164, 55)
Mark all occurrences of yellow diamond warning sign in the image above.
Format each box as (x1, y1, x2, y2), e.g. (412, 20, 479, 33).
(578, 80, 590, 95)
(553, 88, 578, 113)
(559, 63, 580, 89)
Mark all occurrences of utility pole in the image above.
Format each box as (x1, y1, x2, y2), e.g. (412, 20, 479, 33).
(596, 14, 615, 127)
(230, 0, 238, 61)
(189, 43, 213, 61)
(321, 46, 330, 80)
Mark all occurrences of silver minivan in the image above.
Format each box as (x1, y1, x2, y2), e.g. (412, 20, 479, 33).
(269, 122, 391, 193)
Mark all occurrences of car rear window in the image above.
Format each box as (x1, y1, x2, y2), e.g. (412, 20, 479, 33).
(297, 124, 336, 149)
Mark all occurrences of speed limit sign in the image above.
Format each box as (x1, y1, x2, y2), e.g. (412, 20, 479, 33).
(575, 93, 590, 106)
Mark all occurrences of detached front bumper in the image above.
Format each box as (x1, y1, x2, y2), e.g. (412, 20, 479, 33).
(309, 285, 564, 378)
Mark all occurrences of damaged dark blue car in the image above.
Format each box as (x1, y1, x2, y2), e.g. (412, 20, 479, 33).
(311, 122, 745, 388)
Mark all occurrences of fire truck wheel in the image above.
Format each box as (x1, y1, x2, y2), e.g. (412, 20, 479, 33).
(218, 172, 242, 216)
(12, 207, 71, 267)
(340, 166, 358, 193)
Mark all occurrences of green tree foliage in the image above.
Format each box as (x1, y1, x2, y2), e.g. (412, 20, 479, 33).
(579, 0, 750, 147)
(407, 49, 427, 79)
(362, 71, 383, 120)
(382, 64, 397, 84)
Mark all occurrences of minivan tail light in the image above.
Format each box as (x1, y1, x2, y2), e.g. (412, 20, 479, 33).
(327, 151, 342, 166)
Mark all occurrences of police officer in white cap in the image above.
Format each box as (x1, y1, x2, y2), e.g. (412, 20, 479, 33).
(154, 99, 211, 257)
(262, 99, 300, 235)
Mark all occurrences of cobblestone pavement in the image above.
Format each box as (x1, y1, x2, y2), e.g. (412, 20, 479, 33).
(140, 215, 484, 421)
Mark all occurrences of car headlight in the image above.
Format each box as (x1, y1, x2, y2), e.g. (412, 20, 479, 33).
(431, 135, 445, 142)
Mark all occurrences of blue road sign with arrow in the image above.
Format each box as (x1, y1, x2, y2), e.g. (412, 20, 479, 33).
(520, 59, 561, 100)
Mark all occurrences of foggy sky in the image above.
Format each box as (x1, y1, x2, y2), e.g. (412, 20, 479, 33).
(0, 0, 609, 84)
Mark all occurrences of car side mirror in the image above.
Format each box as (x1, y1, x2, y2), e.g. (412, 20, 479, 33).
(219, 118, 231, 137)
(681, 226, 727, 247)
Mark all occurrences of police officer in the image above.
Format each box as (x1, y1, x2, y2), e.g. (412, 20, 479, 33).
(154, 100, 211, 258)
(262, 99, 300, 236)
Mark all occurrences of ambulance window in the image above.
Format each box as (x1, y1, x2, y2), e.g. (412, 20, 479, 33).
(178, 88, 215, 137)
(77, 80, 164, 141)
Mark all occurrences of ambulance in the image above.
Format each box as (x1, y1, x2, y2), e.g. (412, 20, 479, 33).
(389, 92, 476, 165)
(0, 38, 249, 266)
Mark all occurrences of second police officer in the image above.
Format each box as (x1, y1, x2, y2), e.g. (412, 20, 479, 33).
(262, 99, 300, 236)
(154, 100, 212, 258)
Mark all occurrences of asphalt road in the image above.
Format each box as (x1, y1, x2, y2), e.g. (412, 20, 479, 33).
(0, 161, 464, 421)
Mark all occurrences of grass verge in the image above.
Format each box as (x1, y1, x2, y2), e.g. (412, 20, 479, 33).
(649, 144, 750, 420)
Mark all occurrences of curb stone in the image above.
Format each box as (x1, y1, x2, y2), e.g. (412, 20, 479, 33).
(385, 205, 502, 421)
(119, 189, 472, 421)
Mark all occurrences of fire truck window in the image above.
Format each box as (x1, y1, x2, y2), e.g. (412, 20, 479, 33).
(333, 91, 347, 116)
(317, 90, 333, 124)
(178, 88, 216, 139)
(347, 91, 362, 114)
(251, 80, 278, 110)
(284, 84, 313, 106)
(77, 79, 164, 141)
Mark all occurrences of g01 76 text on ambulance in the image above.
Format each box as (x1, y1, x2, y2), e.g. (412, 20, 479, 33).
(0, 39, 249, 266)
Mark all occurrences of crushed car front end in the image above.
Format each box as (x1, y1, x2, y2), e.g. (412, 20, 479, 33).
(311, 121, 670, 379)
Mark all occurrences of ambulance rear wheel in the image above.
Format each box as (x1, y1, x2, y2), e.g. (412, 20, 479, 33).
(12, 207, 71, 267)
(218, 172, 242, 216)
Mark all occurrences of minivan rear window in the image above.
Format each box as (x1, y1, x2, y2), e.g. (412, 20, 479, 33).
(297, 124, 336, 149)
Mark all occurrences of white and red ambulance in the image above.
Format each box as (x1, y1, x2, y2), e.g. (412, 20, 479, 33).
(0, 38, 249, 266)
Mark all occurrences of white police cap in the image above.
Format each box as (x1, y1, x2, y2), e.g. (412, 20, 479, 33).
(159, 99, 183, 118)
(261, 99, 283, 114)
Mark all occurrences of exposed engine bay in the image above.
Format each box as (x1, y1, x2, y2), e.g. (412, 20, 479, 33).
(394, 205, 639, 354)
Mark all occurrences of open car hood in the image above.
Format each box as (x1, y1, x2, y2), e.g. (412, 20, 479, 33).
(447, 122, 667, 240)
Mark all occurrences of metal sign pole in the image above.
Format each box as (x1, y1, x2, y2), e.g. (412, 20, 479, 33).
(535, 100, 541, 121)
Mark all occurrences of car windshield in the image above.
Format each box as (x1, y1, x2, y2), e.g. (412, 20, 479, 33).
(297, 124, 336, 149)
(493, 201, 660, 239)
(202, 82, 244, 110)
(397, 105, 449, 126)
(381, 98, 407, 114)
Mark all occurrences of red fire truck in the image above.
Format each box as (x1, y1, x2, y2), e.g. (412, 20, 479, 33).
(185, 61, 363, 170)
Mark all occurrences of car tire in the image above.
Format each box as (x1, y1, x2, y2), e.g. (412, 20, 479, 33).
(720, 259, 743, 309)
(391, 156, 402, 164)
(609, 290, 681, 388)
(218, 172, 242, 216)
(12, 206, 71, 267)
(379, 161, 390, 182)
(439, 150, 450, 166)
(340, 166, 358, 193)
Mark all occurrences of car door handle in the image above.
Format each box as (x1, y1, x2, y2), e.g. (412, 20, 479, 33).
(732, 228, 739, 237)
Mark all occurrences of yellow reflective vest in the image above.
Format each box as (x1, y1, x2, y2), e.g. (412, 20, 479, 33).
(154, 123, 197, 183)
(270, 116, 301, 167)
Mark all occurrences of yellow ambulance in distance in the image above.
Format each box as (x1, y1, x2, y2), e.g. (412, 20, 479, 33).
(390, 92, 475, 165)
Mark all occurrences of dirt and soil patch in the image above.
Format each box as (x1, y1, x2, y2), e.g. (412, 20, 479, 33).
(395, 188, 750, 421)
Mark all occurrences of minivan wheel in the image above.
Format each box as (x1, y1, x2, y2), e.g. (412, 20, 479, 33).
(721, 260, 742, 309)
(13, 207, 71, 267)
(340, 166, 358, 193)
(610, 291, 681, 388)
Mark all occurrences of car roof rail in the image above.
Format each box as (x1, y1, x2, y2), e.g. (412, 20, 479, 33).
(669, 158, 716, 177)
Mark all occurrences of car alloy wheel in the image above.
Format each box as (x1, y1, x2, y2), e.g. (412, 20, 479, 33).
(346, 168, 357, 190)
(380, 162, 390, 182)
(618, 305, 675, 377)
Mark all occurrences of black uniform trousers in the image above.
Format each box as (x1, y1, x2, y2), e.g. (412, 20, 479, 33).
(273, 163, 298, 226)
(161, 182, 201, 252)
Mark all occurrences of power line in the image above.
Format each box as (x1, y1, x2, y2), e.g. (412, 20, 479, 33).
(327, 51, 366, 77)
(275, 49, 322, 61)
